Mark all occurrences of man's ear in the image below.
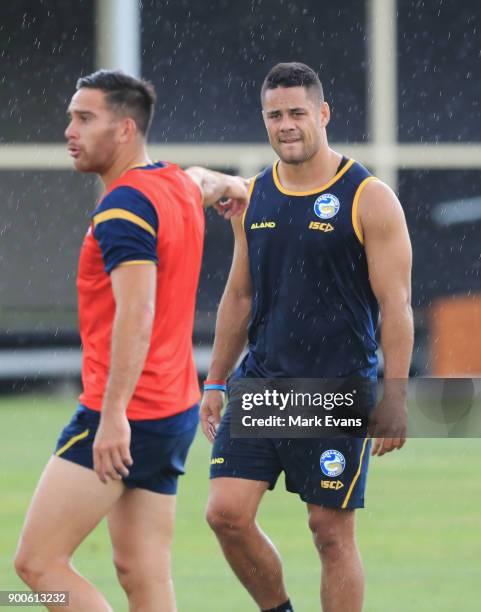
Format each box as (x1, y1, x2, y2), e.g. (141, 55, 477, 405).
(320, 101, 331, 128)
(118, 117, 138, 143)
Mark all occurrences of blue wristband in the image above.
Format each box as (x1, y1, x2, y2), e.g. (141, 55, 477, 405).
(203, 383, 227, 392)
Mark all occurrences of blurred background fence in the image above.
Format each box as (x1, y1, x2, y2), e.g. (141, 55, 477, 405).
(1, 0, 480, 389)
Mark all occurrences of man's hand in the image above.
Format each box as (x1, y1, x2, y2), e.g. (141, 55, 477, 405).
(200, 390, 225, 442)
(369, 394, 407, 456)
(211, 177, 250, 220)
(93, 412, 133, 483)
(371, 436, 406, 456)
(186, 167, 249, 218)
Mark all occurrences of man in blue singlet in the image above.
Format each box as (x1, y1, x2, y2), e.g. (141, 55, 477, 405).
(200, 63, 413, 612)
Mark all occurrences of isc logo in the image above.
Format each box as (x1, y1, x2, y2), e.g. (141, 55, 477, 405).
(309, 221, 334, 232)
(321, 480, 344, 490)
(211, 457, 225, 465)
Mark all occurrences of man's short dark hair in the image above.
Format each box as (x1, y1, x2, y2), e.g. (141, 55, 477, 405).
(76, 70, 156, 136)
(261, 62, 324, 104)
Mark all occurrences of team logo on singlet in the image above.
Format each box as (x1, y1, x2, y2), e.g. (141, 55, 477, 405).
(314, 194, 340, 220)
(320, 450, 346, 477)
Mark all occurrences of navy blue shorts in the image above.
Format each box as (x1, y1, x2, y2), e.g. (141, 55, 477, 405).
(55, 404, 198, 495)
(210, 407, 370, 509)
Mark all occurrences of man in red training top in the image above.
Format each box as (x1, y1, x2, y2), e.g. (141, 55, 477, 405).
(14, 70, 248, 611)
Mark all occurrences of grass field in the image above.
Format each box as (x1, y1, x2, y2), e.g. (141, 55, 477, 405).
(1, 394, 480, 611)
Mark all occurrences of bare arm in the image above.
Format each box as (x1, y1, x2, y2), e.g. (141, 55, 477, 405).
(93, 263, 156, 482)
(360, 180, 413, 377)
(201, 213, 253, 440)
(358, 180, 414, 455)
(103, 264, 157, 411)
(209, 214, 252, 378)
(185, 166, 248, 218)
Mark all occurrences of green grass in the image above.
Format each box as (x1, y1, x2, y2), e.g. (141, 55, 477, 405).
(1, 394, 480, 611)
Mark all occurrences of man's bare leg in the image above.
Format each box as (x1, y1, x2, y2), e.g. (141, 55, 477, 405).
(14, 456, 124, 611)
(206, 477, 289, 610)
(307, 505, 363, 612)
(108, 487, 177, 612)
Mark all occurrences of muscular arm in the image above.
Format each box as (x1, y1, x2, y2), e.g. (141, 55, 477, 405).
(103, 264, 157, 413)
(209, 214, 253, 379)
(360, 180, 413, 377)
(358, 180, 414, 454)
(93, 264, 156, 482)
(201, 214, 253, 440)
(185, 166, 248, 218)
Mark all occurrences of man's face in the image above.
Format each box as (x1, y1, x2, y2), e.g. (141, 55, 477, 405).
(262, 86, 328, 164)
(65, 88, 122, 173)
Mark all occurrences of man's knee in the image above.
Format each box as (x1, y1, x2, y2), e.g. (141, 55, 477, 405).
(14, 546, 66, 588)
(308, 511, 355, 562)
(113, 558, 139, 594)
(205, 500, 254, 536)
(14, 549, 38, 586)
(113, 555, 171, 595)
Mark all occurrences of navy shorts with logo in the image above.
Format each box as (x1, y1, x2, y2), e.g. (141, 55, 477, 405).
(210, 406, 371, 509)
(55, 404, 199, 495)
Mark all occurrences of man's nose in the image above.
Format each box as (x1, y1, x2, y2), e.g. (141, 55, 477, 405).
(279, 114, 295, 131)
(65, 121, 77, 141)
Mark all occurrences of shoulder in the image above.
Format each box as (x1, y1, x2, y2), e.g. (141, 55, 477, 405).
(359, 179, 405, 219)
(342, 159, 372, 188)
(91, 184, 159, 273)
(242, 165, 273, 226)
(358, 179, 408, 241)
(245, 164, 274, 203)
(251, 164, 274, 187)
(94, 185, 159, 235)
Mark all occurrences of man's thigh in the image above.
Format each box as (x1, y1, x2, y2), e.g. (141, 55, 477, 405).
(208, 476, 270, 521)
(108, 488, 176, 575)
(18, 456, 124, 560)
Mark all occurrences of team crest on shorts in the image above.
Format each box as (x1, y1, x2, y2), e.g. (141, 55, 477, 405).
(320, 450, 346, 477)
(314, 194, 340, 220)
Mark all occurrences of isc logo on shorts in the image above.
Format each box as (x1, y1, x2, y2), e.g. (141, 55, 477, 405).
(321, 480, 344, 490)
(211, 457, 225, 465)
